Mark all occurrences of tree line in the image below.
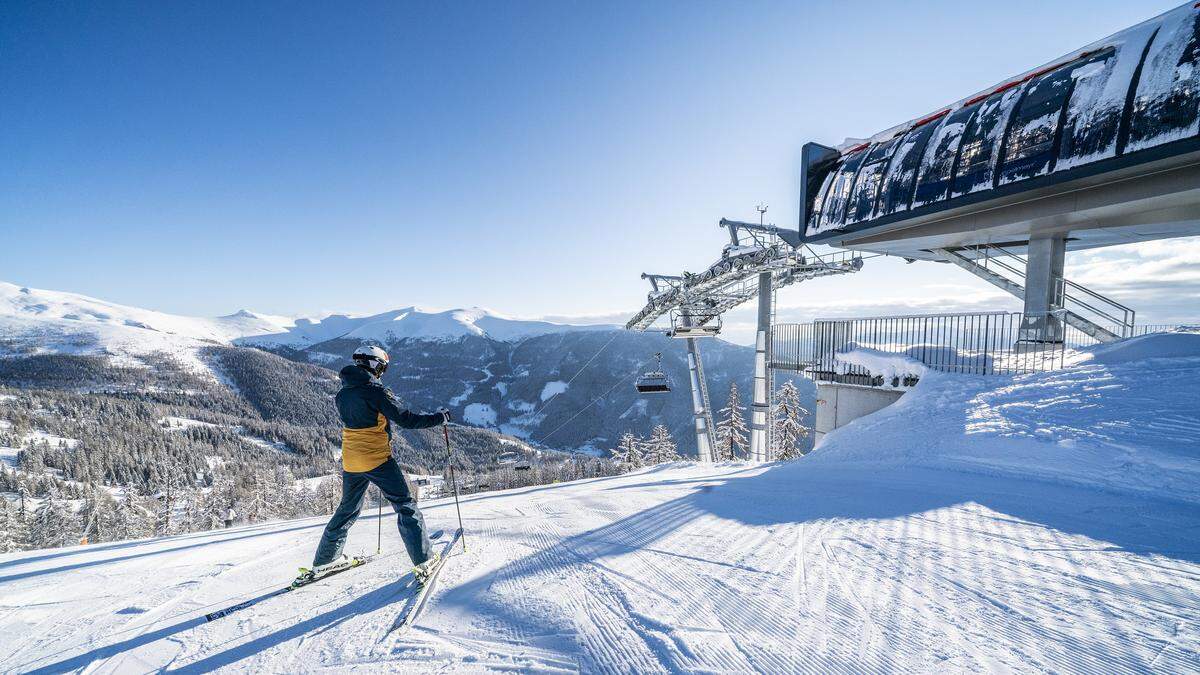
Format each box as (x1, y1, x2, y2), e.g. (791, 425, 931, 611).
(611, 381, 811, 469)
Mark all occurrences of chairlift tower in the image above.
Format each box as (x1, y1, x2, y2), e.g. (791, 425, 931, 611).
(628, 217, 864, 462)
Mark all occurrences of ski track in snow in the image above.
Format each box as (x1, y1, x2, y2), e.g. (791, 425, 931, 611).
(3, 462, 1199, 673)
(4, 346, 1200, 673)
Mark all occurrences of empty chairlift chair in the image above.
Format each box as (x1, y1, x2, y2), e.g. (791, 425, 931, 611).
(668, 310, 722, 338)
(635, 353, 672, 394)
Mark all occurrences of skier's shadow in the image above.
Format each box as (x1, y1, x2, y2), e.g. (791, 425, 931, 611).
(19, 576, 415, 674)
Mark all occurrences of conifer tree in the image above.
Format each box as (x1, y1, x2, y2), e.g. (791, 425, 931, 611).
(316, 476, 341, 515)
(113, 491, 155, 542)
(611, 432, 644, 471)
(29, 488, 77, 549)
(716, 383, 749, 461)
(78, 485, 119, 544)
(0, 499, 23, 553)
(772, 381, 811, 460)
(645, 425, 679, 464)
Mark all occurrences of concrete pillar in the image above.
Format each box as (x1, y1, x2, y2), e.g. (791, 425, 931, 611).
(749, 272, 772, 461)
(685, 338, 714, 463)
(1019, 235, 1066, 343)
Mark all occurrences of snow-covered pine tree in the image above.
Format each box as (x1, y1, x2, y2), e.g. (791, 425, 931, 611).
(113, 490, 155, 542)
(316, 476, 341, 515)
(295, 484, 319, 518)
(0, 498, 23, 553)
(182, 487, 208, 534)
(28, 488, 77, 549)
(190, 482, 225, 532)
(151, 456, 187, 537)
(645, 425, 679, 464)
(16, 478, 30, 522)
(265, 466, 297, 519)
(716, 383, 749, 461)
(611, 432, 643, 472)
(206, 474, 236, 528)
(77, 486, 119, 544)
(772, 380, 811, 460)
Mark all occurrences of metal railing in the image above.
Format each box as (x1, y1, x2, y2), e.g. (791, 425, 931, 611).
(974, 244, 1136, 337)
(771, 311, 1193, 384)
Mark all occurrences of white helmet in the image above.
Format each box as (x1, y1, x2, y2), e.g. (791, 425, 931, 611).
(352, 345, 390, 377)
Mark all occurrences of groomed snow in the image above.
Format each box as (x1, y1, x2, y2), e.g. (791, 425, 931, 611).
(2, 334, 1198, 672)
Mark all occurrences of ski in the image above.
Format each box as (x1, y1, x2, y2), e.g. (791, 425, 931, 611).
(291, 552, 383, 589)
(203, 554, 377, 622)
(385, 527, 463, 637)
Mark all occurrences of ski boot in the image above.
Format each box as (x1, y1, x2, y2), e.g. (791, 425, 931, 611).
(413, 552, 442, 586)
(292, 554, 349, 588)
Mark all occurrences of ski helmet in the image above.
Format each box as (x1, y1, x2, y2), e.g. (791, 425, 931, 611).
(352, 345, 390, 377)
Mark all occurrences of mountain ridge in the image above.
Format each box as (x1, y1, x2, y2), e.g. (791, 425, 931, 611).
(0, 281, 614, 353)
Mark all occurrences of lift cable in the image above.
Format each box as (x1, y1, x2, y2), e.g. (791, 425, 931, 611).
(537, 361, 647, 445)
(527, 329, 623, 422)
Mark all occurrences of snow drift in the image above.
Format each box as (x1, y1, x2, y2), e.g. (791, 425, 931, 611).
(817, 333, 1200, 503)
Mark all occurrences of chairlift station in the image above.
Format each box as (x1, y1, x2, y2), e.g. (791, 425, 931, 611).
(627, 2, 1200, 462)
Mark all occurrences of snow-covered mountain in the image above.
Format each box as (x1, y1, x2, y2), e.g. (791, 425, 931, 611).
(0, 281, 295, 345)
(0, 281, 795, 455)
(0, 281, 607, 358)
(4, 334, 1197, 672)
(238, 306, 610, 347)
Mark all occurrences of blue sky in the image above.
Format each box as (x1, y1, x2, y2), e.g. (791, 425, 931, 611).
(1, 0, 1194, 343)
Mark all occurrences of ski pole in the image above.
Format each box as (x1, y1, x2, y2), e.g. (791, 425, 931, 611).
(376, 484, 382, 555)
(443, 423, 467, 552)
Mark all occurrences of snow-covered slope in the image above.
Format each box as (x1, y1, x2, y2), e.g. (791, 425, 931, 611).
(0, 282, 295, 345)
(817, 332, 1200, 503)
(0, 282, 296, 371)
(3, 336, 1198, 672)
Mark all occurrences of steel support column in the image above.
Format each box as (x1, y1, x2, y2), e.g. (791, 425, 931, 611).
(749, 272, 772, 461)
(1019, 235, 1067, 343)
(686, 338, 714, 462)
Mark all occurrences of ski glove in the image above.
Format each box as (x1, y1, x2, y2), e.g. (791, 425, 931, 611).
(437, 408, 451, 424)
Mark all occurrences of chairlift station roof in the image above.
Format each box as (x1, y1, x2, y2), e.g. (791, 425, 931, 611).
(796, 2, 1200, 260)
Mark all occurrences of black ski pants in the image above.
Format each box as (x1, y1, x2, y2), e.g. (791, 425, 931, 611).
(313, 457, 432, 566)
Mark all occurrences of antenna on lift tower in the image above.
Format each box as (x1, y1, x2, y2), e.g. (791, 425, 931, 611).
(756, 204, 768, 226)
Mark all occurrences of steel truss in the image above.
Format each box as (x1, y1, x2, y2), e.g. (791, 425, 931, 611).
(627, 218, 864, 462)
(627, 219, 863, 333)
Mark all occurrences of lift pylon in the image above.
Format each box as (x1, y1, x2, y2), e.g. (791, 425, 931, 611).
(627, 217, 864, 462)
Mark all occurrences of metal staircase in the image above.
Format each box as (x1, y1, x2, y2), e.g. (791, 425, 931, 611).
(938, 245, 1135, 343)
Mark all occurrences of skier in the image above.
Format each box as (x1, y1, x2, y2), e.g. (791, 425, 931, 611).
(296, 345, 449, 586)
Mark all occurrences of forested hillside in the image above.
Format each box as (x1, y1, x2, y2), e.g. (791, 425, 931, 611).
(0, 345, 615, 552)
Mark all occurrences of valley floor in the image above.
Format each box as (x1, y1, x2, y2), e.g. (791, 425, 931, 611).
(3, 459, 1198, 673)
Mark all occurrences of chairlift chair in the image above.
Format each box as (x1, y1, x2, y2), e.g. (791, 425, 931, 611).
(668, 311, 722, 339)
(635, 352, 672, 394)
